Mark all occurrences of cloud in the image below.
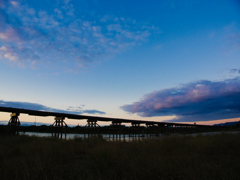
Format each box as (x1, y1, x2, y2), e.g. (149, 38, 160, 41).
(227, 32, 240, 52)
(0, 100, 106, 115)
(0, 1, 155, 71)
(154, 45, 162, 50)
(230, 69, 240, 73)
(100, 15, 110, 22)
(121, 77, 240, 122)
(82, 109, 106, 115)
(223, 23, 240, 53)
(230, 69, 238, 73)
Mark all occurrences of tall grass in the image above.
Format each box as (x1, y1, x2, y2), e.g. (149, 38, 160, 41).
(0, 133, 240, 180)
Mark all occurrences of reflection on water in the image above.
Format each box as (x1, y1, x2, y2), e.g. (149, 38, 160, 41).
(19, 132, 87, 140)
(19, 132, 158, 141)
(19, 131, 240, 141)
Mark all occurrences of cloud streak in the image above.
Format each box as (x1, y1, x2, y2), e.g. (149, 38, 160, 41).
(0, 100, 106, 115)
(0, 0, 154, 71)
(122, 77, 240, 122)
(230, 69, 240, 73)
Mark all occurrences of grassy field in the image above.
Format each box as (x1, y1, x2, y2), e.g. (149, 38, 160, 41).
(0, 133, 240, 180)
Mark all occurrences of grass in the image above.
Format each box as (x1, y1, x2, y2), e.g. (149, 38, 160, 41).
(0, 133, 240, 180)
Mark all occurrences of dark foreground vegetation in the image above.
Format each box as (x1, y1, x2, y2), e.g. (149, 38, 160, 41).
(0, 133, 240, 180)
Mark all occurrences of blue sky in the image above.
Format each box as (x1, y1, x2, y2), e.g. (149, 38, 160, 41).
(0, 0, 240, 126)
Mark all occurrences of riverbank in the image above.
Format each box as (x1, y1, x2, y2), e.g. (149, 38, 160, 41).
(1, 132, 240, 180)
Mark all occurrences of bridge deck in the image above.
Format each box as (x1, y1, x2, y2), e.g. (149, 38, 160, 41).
(0, 106, 212, 127)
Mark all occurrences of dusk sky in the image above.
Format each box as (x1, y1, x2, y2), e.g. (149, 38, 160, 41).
(0, 0, 240, 126)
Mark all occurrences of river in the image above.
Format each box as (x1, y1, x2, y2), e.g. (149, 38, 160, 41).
(19, 131, 240, 141)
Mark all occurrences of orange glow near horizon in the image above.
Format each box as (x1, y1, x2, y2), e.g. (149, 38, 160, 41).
(179, 117, 240, 126)
(1, 112, 240, 126)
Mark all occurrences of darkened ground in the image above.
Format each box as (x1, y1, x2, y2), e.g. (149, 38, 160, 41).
(0, 132, 240, 180)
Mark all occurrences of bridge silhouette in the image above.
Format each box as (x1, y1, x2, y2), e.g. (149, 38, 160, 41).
(0, 106, 216, 140)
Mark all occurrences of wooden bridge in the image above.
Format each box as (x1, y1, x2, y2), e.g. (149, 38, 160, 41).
(0, 106, 216, 140)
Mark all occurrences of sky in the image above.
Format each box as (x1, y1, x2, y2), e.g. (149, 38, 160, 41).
(0, 0, 240, 126)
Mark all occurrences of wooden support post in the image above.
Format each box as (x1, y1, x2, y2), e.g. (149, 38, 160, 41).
(85, 119, 100, 138)
(52, 117, 67, 139)
(131, 122, 141, 141)
(111, 121, 123, 142)
(129, 128, 131, 141)
(84, 127, 86, 139)
(8, 112, 21, 135)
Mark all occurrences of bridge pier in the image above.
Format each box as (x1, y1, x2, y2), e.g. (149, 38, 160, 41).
(146, 123, 159, 139)
(86, 119, 99, 128)
(52, 117, 68, 139)
(110, 121, 124, 141)
(8, 112, 20, 135)
(85, 119, 100, 138)
(130, 122, 144, 141)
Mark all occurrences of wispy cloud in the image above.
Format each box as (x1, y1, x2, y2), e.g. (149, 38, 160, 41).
(0, 0, 155, 71)
(230, 68, 240, 73)
(154, 45, 162, 50)
(227, 32, 240, 52)
(0, 100, 106, 115)
(222, 23, 240, 54)
(121, 77, 240, 122)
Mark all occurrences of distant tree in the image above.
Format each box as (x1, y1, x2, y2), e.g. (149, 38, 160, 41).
(236, 121, 240, 128)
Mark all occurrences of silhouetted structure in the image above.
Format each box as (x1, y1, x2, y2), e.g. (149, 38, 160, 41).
(0, 106, 219, 139)
(8, 112, 20, 134)
(52, 117, 68, 139)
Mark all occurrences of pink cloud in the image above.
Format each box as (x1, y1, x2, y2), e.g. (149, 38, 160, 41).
(122, 77, 240, 122)
(0, 28, 21, 42)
